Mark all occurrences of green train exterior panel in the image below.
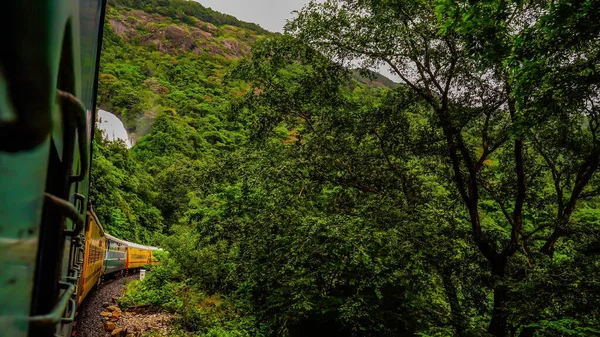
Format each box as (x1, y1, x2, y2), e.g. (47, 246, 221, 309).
(0, 1, 106, 336)
(0, 143, 50, 336)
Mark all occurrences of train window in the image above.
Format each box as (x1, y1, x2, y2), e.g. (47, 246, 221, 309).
(107, 250, 125, 259)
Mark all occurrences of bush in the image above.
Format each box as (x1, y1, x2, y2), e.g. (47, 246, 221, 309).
(121, 255, 272, 336)
(119, 259, 185, 310)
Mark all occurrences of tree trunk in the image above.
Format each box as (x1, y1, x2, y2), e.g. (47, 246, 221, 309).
(488, 285, 509, 336)
(441, 268, 468, 337)
(488, 258, 509, 337)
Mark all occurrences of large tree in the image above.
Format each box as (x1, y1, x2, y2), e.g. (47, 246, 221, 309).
(287, 0, 600, 335)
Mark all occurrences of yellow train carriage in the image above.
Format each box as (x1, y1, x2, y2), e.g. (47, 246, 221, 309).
(78, 211, 106, 304)
(125, 242, 152, 270)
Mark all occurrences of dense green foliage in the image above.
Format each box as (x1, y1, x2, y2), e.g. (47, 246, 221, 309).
(92, 0, 600, 336)
(91, 0, 257, 240)
(121, 258, 272, 336)
(91, 131, 163, 242)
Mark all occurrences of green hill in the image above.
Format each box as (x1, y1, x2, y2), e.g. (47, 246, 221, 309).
(110, 0, 268, 34)
(99, 0, 397, 142)
(98, 0, 269, 142)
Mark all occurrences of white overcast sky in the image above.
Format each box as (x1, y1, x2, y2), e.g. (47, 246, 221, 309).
(195, 0, 315, 32)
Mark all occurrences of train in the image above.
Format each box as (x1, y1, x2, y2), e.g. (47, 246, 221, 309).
(0, 1, 160, 336)
(79, 208, 161, 305)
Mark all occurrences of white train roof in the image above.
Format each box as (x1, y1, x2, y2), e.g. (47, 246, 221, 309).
(105, 233, 128, 246)
(125, 241, 150, 250)
(146, 246, 164, 251)
(104, 233, 162, 251)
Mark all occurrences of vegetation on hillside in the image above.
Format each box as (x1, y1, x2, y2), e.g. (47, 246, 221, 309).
(92, 0, 600, 336)
(111, 0, 269, 34)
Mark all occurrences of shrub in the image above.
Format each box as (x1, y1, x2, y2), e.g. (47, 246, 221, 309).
(121, 255, 272, 336)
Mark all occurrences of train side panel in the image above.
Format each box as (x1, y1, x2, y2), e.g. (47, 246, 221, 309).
(0, 0, 106, 335)
(126, 244, 151, 270)
(104, 234, 127, 275)
(78, 212, 105, 305)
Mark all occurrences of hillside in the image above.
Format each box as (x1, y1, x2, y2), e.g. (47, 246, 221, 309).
(98, 0, 268, 143)
(106, 1, 262, 58)
(94, 0, 396, 242)
(111, 0, 269, 34)
(351, 69, 400, 89)
(98, 0, 397, 143)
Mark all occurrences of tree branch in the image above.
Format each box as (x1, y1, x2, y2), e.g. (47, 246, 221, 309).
(532, 134, 564, 215)
(507, 94, 526, 252)
(541, 149, 600, 255)
(383, 57, 439, 109)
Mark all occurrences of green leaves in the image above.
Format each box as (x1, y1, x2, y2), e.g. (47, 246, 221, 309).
(92, 0, 600, 335)
(284, 0, 600, 335)
(90, 132, 163, 243)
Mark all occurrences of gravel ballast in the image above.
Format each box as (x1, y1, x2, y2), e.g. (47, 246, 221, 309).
(76, 274, 137, 337)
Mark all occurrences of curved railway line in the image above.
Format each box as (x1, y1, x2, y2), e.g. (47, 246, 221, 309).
(78, 209, 160, 309)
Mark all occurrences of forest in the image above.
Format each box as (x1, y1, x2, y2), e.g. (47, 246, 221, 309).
(91, 0, 600, 336)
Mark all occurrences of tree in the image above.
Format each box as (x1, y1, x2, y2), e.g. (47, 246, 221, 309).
(287, 1, 600, 335)
(227, 34, 482, 336)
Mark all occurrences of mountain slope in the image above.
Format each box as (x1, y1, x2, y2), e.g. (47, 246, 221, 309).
(110, 0, 268, 34)
(351, 69, 400, 89)
(98, 0, 266, 142)
(99, 0, 398, 143)
(106, 2, 262, 59)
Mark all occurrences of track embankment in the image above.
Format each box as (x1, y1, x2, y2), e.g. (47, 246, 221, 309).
(76, 273, 174, 337)
(76, 274, 136, 337)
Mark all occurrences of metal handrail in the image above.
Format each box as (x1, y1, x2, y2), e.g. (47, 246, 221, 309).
(44, 193, 84, 237)
(29, 282, 75, 327)
(57, 90, 89, 183)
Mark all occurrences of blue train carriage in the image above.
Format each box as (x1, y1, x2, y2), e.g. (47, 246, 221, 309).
(0, 1, 107, 336)
(104, 234, 128, 277)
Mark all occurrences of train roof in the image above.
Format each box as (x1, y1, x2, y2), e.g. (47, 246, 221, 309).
(99, 224, 162, 251)
(104, 233, 129, 246)
(125, 241, 150, 250)
(104, 235, 154, 250)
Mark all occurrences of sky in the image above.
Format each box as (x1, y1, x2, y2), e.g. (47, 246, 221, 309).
(195, 0, 314, 33)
